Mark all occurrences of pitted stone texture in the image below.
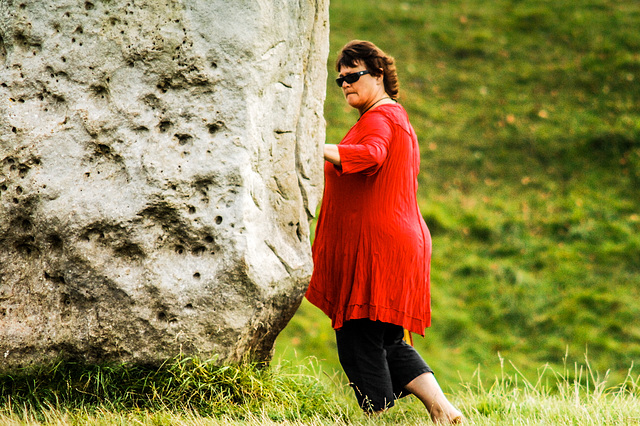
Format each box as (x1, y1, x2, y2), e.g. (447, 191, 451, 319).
(0, 0, 328, 370)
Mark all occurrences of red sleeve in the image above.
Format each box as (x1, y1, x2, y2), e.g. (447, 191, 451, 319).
(336, 112, 392, 176)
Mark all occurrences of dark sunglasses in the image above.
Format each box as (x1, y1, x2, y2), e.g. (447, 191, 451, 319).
(335, 70, 370, 87)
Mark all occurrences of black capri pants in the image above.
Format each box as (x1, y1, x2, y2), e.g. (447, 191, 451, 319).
(335, 318, 434, 412)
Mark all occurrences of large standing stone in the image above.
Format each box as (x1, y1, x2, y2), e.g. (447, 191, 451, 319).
(0, 0, 328, 370)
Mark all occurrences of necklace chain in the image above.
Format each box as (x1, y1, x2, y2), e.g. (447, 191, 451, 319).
(359, 96, 392, 119)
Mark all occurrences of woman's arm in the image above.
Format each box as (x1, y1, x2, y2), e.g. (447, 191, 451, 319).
(329, 112, 392, 176)
(324, 144, 341, 166)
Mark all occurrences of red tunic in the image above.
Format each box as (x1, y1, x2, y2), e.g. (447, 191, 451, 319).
(306, 103, 432, 336)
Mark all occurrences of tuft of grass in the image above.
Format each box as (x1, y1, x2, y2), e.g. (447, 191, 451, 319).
(457, 354, 640, 425)
(0, 356, 345, 423)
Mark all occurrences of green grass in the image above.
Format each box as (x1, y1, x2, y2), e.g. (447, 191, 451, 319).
(1, 356, 639, 425)
(0, 356, 346, 423)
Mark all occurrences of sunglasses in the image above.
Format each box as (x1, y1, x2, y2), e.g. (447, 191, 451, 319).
(335, 70, 370, 87)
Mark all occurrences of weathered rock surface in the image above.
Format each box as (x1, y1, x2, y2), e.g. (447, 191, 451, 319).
(0, 0, 328, 370)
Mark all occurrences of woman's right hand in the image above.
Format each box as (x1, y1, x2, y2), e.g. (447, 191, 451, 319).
(324, 144, 341, 166)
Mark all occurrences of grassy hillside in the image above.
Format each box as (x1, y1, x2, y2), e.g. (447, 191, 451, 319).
(275, 0, 640, 389)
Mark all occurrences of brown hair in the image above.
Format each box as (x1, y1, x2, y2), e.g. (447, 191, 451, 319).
(336, 40, 399, 99)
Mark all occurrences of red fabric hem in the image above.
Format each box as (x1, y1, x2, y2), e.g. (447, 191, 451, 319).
(306, 289, 430, 337)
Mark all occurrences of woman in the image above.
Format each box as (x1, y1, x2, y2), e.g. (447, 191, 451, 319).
(306, 40, 464, 423)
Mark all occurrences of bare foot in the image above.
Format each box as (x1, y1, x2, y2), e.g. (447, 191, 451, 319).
(431, 408, 465, 424)
(404, 373, 465, 424)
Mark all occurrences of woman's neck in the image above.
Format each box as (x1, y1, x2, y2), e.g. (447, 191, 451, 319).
(358, 95, 395, 117)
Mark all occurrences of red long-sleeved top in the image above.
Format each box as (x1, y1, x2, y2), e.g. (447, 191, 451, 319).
(306, 103, 432, 336)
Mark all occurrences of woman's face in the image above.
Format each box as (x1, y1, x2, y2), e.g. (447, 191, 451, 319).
(338, 63, 384, 112)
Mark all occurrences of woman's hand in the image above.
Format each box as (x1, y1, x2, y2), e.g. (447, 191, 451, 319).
(324, 144, 341, 166)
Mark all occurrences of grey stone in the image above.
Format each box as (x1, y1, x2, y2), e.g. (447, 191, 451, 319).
(0, 0, 328, 370)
